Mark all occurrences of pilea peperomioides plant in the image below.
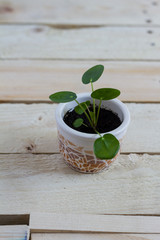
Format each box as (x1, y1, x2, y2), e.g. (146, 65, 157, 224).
(49, 65, 121, 160)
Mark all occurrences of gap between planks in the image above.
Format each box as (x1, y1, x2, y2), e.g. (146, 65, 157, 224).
(0, 152, 160, 155)
(2, 58, 160, 61)
(1, 101, 160, 104)
(2, 23, 160, 28)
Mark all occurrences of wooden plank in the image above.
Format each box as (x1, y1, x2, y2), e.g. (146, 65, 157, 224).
(0, 225, 29, 240)
(0, 0, 160, 26)
(0, 25, 160, 60)
(0, 103, 159, 153)
(0, 60, 160, 102)
(31, 233, 160, 240)
(30, 213, 160, 233)
(0, 153, 160, 215)
(132, 235, 160, 240)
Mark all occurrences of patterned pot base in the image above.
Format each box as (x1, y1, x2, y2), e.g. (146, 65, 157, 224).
(58, 131, 119, 174)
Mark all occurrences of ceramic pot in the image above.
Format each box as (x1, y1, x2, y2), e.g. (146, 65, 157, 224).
(55, 92, 130, 173)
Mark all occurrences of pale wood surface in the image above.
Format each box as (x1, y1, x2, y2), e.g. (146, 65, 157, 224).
(0, 25, 160, 60)
(0, 153, 160, 215)
(0, 225, 29, 240)
(0, 0, 159, 26)
(30, 213, 160, 233)
(32, 233, 160, 240)
(0, 103, 159, 154)
(0, 0, 160, 234)
(0, 60, 160, 102)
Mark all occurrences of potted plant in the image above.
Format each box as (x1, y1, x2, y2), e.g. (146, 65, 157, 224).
(49, 65, 130, 173)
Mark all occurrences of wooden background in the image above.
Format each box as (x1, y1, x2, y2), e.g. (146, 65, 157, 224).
(0, 0, 160, 239)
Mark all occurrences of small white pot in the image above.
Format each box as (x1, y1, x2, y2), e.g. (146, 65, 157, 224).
(55, 92, 130, 173)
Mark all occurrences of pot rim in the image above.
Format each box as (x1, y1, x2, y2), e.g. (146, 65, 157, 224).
(55, 92, 130, 140)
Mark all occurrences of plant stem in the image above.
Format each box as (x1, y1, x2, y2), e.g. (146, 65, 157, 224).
(75, 99, 94, 128)
(94, 129, 102, 138)
(95, 98, 102, 126)
(90, 80, 96, 125)
(82, 123, 88, 127)
(84, 102, 92, 121)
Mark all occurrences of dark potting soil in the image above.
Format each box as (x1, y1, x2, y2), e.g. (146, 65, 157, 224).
(63, 104, 122, 134)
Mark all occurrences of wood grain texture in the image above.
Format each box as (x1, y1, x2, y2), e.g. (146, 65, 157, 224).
(0, 0, 159, 26)
(0, 225, 29, 240)
(31, 233, 160, 240)
(0, 153, 160, 215)
(0, 103, 159, 154)
(0, 25, 160, 60)
(0, 0, 159, 232)
(0, 60, 160, 102)
(30, 213, 160, 233)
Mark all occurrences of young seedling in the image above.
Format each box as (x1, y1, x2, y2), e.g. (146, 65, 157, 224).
(49, 65, 121, 160)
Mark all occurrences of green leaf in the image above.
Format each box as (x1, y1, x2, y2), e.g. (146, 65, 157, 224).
(74, 100, 90, 115)
(82, 65, 104, 84)
(73, 118, 83, 128)
(49, 91, 77, 103)
(94, 134, 120, 159)
(91, 88, 120, 100)
(85, 100, 90, 106)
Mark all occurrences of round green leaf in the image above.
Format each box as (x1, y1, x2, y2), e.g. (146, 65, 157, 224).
(74, 100, 90, 115)
(91, 88, 120, 100)
(73, 118, 83, 128)
(85, 100, 90, 106)
(94, 134, 120, 159)
(82, 65, 104, 84)
(49, 91, 77, 103)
